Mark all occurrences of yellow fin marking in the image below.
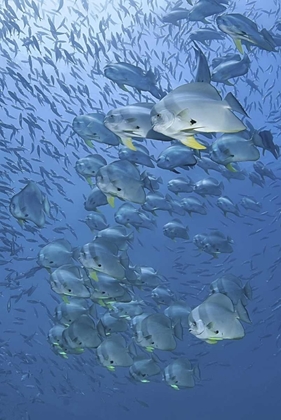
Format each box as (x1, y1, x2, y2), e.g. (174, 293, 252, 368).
(107, 196, 115, 208)
(84, 139, 94, 148)
(86, 177, 93, 186)
(234, 38, 243, 54)
(206, 339, 218, 344)
(122, 137, 137, 151)
(180, 136, 206, 150)
(90, 271, 98, 282)
(225, 163, 237, 172)
(62, 295, 70, 304)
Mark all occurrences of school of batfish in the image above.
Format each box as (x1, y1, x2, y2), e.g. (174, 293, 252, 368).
(1, 0, 281, 415)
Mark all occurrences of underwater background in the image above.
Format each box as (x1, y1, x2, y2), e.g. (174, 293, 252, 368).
(0, 0, 281, 419)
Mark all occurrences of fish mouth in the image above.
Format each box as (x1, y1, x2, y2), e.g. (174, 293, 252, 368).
(189, 328, 204, 336)
(122, 129, 138, 135)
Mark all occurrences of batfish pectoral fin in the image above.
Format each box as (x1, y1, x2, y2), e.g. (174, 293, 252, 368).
(59, 352, 68, 359)
(117, 83, 129, 92)
(233, 38, 243, 54)
(180, 136, 206, 150)
(62, 295, 70, 304)
(170, 384, 180, 390)
(105, 302, 114, 310)
(107, 195, 115, 208)
(122, 137, 137, 151)
(107, 365, 115, 372)
(225, 163, 237, 172)
(205, 339, 218, 344)
(86, 177, 93, 186)
(17, 219, 25, 228)
(90, 270, 99, 282)
(84, 139, 94, 148)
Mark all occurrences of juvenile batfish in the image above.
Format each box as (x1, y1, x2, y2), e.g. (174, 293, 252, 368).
(96, 160, 146, 205)
(72, 113, 120, 148)
(151, 82, 247, 150)
(188, 293, 245, 343)
(164, 359, 199, 390)
(104, 103, 174, 151)
(10, 181, 50, 228)
(209, 132, 260, 171)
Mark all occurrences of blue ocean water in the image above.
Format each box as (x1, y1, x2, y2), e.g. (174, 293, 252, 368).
(0, 0, 281, 419)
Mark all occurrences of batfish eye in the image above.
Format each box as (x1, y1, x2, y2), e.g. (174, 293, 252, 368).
(98, 263, 102, 267)
(110, 360, 114, 364)
(136, 125, 140, 129)
(117, 187, 121, 191)
(68, 289, 72, 293)
(215, 330, 219, 334)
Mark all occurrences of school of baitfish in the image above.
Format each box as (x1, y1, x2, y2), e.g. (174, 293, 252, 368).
(1, 0, 281, 417)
